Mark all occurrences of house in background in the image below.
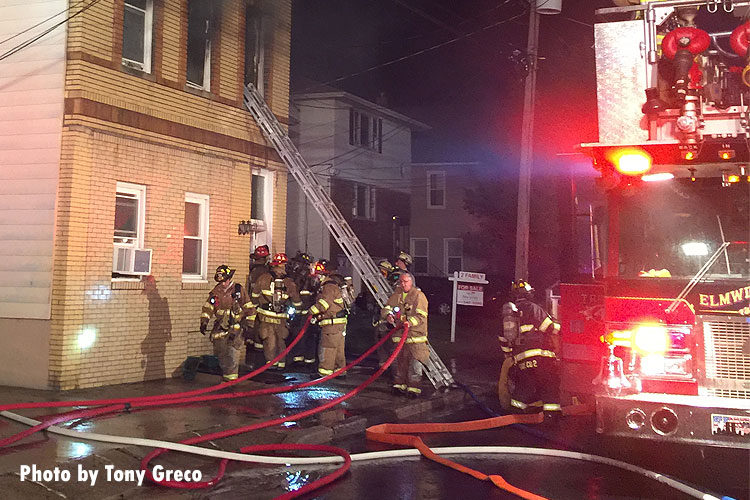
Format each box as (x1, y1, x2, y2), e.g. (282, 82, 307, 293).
(286, 89, 428, 293)
(0, 0, 291, 389)
(409, 162, 488, 277)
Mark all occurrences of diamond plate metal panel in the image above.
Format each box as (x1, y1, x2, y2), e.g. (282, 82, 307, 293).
(703, 317, 750, 399)
(595, 21, 649, 144)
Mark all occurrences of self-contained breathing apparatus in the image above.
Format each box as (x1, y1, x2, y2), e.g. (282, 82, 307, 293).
(501, 301, 521, 354)
(339, 276, 356, 314)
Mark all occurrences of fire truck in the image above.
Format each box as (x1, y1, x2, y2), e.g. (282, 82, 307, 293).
(560, 0, 750, 449)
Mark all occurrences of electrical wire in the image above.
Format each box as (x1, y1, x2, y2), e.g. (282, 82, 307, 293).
(0, 0, 103, 62)
(0, 0, 85, 47)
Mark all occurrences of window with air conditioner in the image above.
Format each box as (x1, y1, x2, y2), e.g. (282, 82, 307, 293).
(113, 182, 150, 277)
(411, 238, 429, 276)
(183, 193, 209, 280)
(186, 0, 214, 90)
(122, 0, 153, 72)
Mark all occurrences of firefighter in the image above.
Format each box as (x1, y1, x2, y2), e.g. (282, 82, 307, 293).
(199, 265, 255, 381)
(309, 260, 349, 379)
(245, 244, 270, 361)
(394, 251, 412, 272)
(288, 252, 320, 368)
(381, 272, 429, 398)
(498, 280, 562, 414)
(251, 253, 302, 369)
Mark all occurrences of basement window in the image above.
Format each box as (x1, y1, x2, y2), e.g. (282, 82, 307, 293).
(122, 0, 153, 72)
(186, 0, 215, 90)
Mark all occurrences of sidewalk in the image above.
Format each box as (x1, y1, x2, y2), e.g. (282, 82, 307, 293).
(0, 314, 502, 498)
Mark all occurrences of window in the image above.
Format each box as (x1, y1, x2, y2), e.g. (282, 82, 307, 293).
(427, 170, 446, 209)
(353, 184, 376, 220)
(186, 0, 215, 90)
(244, 5, 264, 94)
(445, 238, 463, 275)
(251, 174, 265, 221)
(410, 238, 429, 275)
(122, 0, 153, 72)
(349, 109, 382, 152)
(183, 193, 209, 279)
(114, 182, 146, 247)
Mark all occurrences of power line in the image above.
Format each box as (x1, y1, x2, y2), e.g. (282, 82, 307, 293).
(314, 8, 529, 89)
(0, 0, 85, 47)
(0, 0, 103, 63)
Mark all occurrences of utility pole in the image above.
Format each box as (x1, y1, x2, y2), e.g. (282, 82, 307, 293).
(514, 2, 540, 282)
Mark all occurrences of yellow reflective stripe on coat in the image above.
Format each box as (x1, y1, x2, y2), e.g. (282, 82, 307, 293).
(333, 298, 344, 304)
(513, 349, 557, 363)
(262, 290, 273, 296)
(408, 316, 419, 327)
(317, 299, 330, 310)
(520, 324, 534, 333)
(391, 336, 428, 344)
(200, 312, 211, 319)
(406, 387, 421, 394)
(318, 317, 347, 326)
(252, 292, 261, 298)
(258, 308, 288, 318)
(416, 308, 428, 317)
(242, 301, 254, 310)
(539, 317, 553, 332)
(300, 290, 313, 296)
(543, 403, 562, 412)
(310, 305, 320, 315)
(223, 374, 238, 381)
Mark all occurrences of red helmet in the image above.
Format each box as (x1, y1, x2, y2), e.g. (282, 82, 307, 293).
(270, 252, 288, 267)
(253, 245, 270, 258)
(312, 259, 330, 276)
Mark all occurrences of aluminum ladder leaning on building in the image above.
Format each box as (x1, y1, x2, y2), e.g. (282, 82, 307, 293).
(243, 83, 454, 391)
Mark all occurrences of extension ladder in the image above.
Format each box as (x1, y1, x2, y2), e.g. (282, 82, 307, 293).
(243, 84, 454, 391)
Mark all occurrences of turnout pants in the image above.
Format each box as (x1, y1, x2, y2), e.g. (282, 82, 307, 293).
(393, 342, 429, 395)
(318, 324, 346, 376)
(289, 316, 320, 366)
(500, 350, 561, 413)
(258, 320, 289, 367)
(212, 331, 243, 381)
(374, 321, 394, 367)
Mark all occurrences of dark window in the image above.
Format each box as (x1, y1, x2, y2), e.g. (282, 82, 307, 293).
(114, 194, 138, 242)
(251, 174, 265, 220)
(186, 0, 214, 88)
(244, 5, 263, 89)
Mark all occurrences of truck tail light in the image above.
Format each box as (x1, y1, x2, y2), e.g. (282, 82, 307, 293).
(610, 148, 652, 175)
(633, 325, 670, 354)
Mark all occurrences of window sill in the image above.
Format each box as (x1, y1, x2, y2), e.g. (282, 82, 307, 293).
(426, 205, 446, 210)
(111, 279, 145, 290)
(121, 61, 155, 81)
(184, 83, 213, 99)
(182, 280, 210, 290)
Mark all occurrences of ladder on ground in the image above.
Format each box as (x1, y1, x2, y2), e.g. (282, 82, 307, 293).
(243, 84, 454, 391)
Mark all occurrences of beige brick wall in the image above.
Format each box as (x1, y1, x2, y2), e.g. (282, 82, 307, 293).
(50, 122, 290, 389)
(47, 0, 293, 389)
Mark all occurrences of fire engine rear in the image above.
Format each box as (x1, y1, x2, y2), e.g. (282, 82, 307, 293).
(563, 0, 750, 449)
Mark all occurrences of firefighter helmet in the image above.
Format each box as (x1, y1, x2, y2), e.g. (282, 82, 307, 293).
(214, 264, 235, 283)
(313, 259, 332, 275)
(270, 252, 288, 267)
(395, 251, 413, 268)
(511, 280, 534, 300)
(378, 259, 395, 277)
(253, 245, 270, 259)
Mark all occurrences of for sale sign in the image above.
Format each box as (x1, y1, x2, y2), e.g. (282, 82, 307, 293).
(457, 283, 484, 307)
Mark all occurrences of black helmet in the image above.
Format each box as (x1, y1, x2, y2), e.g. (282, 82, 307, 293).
(214, 265, 235, 283)
(511, 279, 534, 300)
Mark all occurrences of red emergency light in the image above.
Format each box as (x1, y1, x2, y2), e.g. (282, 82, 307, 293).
(609, 148, 653, 175)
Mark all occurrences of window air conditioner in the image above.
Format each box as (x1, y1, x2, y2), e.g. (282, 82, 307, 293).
(113, 246, 152, 275)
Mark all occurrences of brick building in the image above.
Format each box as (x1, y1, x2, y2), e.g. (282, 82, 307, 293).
(0, 0, 291, 389)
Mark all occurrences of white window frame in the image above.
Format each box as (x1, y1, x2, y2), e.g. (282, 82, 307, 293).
(114, 182, 146, 248)
(352, 183, 376, 221)
(444, 237, 463, 276)
(410, 237, 429, 276)
(427, 170, 446, 209)
(349, 108, 382, 152)
(251, 168, 274, 248)
(182, 193, 209, 282)
(122, 0, 153, 73)
(186, 2, 212, 91)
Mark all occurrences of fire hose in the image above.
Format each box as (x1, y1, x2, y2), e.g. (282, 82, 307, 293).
(0, 318, 733, 500)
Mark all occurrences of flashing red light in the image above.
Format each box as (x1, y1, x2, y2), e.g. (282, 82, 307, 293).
(609, 148, 652, 175)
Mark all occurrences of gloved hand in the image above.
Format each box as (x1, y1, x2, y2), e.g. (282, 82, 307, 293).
(200, 322, 207, 335)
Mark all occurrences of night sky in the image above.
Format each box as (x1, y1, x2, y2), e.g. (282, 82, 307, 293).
(291, 0, 614, 286)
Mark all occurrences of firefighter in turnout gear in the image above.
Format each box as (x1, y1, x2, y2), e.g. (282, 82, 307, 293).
(288, 252, 320, 368)
(245, 245, 270, 359)
(309, 260, 349, 378)
(199, 265, 255, 381)
(382, 272, 429, 398)
(498, 280, 562, 413)
(251, 253, 302, 369)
